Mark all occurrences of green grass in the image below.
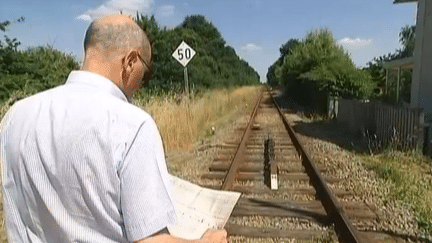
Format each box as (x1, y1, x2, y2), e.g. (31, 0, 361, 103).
(360, 149, 432, 235)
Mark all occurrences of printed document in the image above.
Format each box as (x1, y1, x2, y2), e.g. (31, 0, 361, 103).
(168, 175, 241, 239)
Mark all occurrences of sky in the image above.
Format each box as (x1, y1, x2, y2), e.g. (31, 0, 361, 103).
(0, 0, 418, 83)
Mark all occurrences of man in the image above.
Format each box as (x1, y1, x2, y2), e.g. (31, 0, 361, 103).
(0, 14, 227, 243)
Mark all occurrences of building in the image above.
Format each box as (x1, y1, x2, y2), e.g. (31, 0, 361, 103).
(382, 56, 414, 105)
(394, 0, 432, 121)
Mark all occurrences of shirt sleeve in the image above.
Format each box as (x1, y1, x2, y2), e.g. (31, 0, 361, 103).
(118, 118, 177, 242)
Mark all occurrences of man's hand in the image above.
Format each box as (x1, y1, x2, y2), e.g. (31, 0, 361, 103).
(135, 228, 228, 243)
(200, 228, 228, 243)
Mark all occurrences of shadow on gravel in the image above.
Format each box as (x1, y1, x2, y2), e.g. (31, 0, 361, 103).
(247, 198, 332, 226)
(272, 89, 370, 154)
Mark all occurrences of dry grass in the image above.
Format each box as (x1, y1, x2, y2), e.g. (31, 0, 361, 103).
(135, 86, 261, 151)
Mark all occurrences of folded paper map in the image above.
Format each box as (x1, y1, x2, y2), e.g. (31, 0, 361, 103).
(168, 175, 241, 240)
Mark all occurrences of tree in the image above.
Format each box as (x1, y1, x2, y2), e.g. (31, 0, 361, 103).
(279, 38, 300, 59)
(0, 17, 79, 101)
(135, 14, 160, 39)
(1, 13, 260, 102)
(276, 29, 374, 99)
(0, 17, 24, 32)
(134, 14, 260, 96)
(0, 17, 25, 50)
(266, 38, 299, 86)
(398, 25, 415, 58)
(180, 15, 225, 46)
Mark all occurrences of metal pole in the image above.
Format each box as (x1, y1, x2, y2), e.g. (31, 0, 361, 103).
(184, 67, 189, 98)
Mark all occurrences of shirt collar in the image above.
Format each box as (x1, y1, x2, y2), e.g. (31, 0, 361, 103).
(65, 70, 129, 103)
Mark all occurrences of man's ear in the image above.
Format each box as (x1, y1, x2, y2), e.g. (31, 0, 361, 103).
(121, 54, 132, 87)
(121, 50, 137, 84)
(124, 50, 139, 71)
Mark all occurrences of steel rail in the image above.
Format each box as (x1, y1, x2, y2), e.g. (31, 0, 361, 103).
(220, 88, 264, 190)
(268, 90, 365, 243)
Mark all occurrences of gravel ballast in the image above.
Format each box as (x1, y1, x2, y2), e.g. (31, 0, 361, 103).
(165, 91, 430, 242)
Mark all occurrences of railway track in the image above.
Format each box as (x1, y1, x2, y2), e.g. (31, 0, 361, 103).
(201, 88, 383, 242)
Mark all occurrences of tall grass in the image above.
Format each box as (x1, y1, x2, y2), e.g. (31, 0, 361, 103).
(134, 86, 261, 151)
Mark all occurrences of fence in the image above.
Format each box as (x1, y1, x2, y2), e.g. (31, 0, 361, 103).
(334, 98, 424, 150)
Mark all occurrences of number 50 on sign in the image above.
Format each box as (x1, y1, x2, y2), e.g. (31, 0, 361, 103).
(172, 41, 196, 67)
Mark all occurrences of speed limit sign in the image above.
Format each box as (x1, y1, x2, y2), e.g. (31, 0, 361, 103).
(172, 41, 196, 67)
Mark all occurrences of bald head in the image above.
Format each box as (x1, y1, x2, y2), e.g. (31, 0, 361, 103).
(81, 14, 154, 101)
(83, 14, 152, 61)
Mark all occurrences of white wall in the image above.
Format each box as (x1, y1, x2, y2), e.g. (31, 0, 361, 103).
(411, 0, 432, 120)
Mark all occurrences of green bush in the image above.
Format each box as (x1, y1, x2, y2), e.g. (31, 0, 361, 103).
(0, 45, 79, 101)
(276, 28, 374, 99)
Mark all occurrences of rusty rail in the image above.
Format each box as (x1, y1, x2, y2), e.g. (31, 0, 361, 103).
(221, 89, 263, 190)
(269, 90, 365, 243)
(212, 87, 366, 242)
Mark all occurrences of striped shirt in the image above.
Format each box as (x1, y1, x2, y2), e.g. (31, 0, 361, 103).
(0, 70, 177, 242)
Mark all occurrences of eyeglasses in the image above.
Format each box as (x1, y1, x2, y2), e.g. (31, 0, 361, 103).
(137, 52, 151, 70)
(137, 52, 153, 83)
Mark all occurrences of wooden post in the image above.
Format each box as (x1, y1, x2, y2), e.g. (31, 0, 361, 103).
(385, 68, 388, 95)
(418, 108, 425, 150)
(397, 67, 401, 103)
